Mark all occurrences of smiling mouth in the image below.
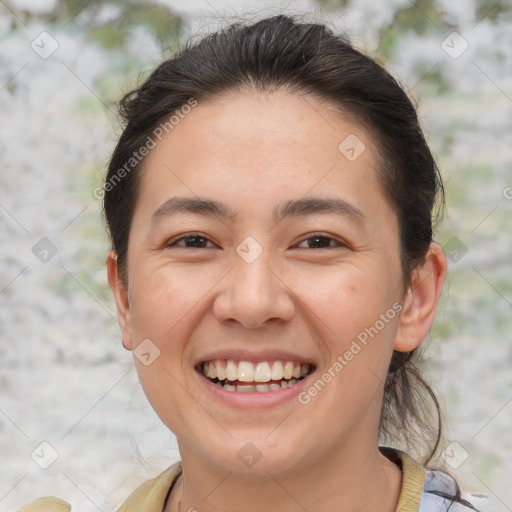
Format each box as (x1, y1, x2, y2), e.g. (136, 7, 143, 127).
(199, 360, 314, 392)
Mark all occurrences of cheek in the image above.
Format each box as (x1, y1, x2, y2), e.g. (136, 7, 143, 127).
(126, 260, 224, 397)
(128, 259, 209, 339)
(302, 264, 393, 337)
(126, 265, 200, 432)
(301, 264, 400, 391)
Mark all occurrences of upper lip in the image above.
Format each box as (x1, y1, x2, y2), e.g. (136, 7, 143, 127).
(195, 349, 316, 366)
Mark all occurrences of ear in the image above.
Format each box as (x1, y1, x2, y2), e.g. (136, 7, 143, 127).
(106, 250, 134, 351)
(394, 242, 447, 352)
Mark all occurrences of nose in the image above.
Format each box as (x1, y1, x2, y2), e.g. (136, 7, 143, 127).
(212, 249, 296, 329)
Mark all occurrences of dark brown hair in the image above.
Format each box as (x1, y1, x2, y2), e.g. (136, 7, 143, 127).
(103, 14, 476, 509)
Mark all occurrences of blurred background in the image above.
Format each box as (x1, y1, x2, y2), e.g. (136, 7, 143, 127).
(0, 0, 511, 510)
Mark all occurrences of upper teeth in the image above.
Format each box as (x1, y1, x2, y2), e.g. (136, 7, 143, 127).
(202, 360, 310, 382)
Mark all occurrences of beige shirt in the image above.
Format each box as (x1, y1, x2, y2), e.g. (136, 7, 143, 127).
(21, 449, 428, 512)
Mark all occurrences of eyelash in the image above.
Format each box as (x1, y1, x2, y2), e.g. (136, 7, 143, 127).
(165, 232, 346, 250)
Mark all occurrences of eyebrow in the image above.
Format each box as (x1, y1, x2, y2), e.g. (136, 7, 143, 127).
(151, 196, 366, 225)
(275, 197, 365, 222)
(151, 196, 237, 223)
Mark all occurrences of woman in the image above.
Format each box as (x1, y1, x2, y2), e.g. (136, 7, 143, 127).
(22, 14, 486, 512)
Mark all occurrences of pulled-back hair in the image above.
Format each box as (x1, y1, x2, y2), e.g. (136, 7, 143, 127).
(103, 13, 475, 508)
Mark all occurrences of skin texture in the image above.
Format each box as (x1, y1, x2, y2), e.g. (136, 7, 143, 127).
(107, 90, 447, 512)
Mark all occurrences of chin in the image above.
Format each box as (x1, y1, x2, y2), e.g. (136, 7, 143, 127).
(196, 435, 308, 477)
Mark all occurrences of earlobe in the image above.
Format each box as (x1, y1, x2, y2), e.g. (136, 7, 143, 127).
(394, 242, 447, 352)
(106, 250, 134, 351)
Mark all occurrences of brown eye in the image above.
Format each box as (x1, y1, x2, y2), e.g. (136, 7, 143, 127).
(296, 234, 345, 249)
(166, 233, 215, 248)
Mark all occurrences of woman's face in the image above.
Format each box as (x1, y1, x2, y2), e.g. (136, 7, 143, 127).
(111, 90, 409, 475)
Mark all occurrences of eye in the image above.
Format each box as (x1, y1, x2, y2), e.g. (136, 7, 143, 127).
(296, 234, 346, 249)
(165, 233, 216, 249)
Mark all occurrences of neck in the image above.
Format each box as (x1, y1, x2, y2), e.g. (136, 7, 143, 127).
(166, 441, 402, 512)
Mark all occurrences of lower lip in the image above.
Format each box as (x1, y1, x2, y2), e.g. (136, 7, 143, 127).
(197, 371, 313, 410)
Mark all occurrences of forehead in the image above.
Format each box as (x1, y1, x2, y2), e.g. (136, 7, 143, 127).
(134, 90, 388, 224)
(157, 90, 372, 161)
